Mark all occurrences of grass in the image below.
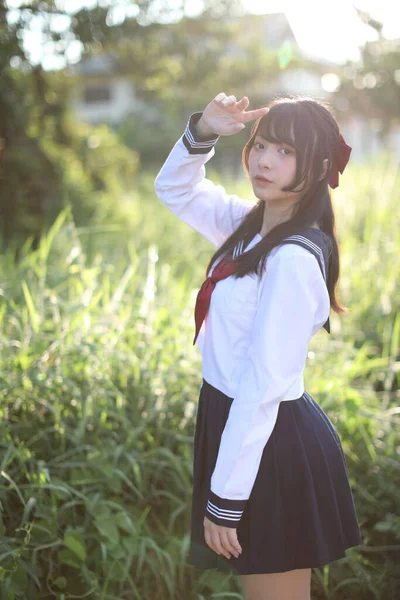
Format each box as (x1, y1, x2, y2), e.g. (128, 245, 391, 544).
(0, 152, 399, 598)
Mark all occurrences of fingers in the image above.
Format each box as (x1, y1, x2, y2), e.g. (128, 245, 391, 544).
(220, 529, 242, 558)
(214, 92, 226, 102)
(214, 92, 230, 104)
(237, 96, 250, 109)
(221, 94, 236, 106)
(204, 527, 231, 559)
(215, 93, 246, 108)
(229, 528, 243, 555)
(242, 106, 270, 122)
(204, 520, 243, 560)
(214, 92, 269, 122)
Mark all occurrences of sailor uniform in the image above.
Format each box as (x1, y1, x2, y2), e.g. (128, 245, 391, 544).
(154, 111, 363, 575)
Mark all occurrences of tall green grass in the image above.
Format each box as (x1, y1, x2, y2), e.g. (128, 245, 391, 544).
(0, 153, 399, 598)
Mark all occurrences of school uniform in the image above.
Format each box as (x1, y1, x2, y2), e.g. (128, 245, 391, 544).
(154, 111, 363, 575)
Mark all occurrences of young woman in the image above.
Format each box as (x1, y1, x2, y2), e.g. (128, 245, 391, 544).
(154, 92, 363, 600)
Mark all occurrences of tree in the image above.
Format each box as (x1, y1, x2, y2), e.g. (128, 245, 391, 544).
(0, 0, 145, 250)
(336, 7, 400, 136)
(0, 0, 299, 246)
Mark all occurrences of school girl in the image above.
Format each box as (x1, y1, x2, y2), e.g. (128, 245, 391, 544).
(154, 92, 363, 599)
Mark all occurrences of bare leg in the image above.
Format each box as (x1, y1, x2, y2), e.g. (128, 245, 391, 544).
(240, 568, 312, 600)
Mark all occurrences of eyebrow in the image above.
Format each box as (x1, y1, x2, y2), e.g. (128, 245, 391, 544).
(254, 135, 295, 148)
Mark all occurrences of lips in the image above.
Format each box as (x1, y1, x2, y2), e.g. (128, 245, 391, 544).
(255, 175, 272, 183)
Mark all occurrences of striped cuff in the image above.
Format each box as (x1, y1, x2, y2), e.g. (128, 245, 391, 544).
(205, 490, 247, 528)
(182, 112, 220, 154)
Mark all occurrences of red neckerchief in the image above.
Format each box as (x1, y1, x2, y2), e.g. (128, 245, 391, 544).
(193, 255, 236, 345)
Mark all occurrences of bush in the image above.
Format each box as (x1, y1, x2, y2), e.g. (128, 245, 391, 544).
(0, 154, 399, 598)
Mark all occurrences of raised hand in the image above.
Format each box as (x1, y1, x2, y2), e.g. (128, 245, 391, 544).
(197, 92, 270, 137)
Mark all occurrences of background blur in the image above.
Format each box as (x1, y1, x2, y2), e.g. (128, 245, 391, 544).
(1, 0, 399, 598)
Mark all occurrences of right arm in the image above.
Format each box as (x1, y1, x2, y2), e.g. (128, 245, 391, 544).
(154, 111, 256, 248)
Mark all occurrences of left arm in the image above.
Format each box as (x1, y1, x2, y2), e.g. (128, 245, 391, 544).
(205, 245, 329, 528)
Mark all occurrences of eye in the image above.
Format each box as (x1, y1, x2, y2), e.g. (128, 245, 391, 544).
(254, 141, 294, 155)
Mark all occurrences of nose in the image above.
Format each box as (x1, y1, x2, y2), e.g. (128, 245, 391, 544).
(257, 145, 274, 170)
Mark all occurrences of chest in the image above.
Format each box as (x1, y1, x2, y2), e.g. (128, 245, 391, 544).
(207, 234, 273, 320)
(208, 255, 266, 331)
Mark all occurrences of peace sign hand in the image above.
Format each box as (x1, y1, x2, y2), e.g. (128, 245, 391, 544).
(198, 92, 270, 137)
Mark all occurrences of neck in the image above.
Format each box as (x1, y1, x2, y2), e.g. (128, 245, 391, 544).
(259, 202, 293, 237)
(259, 204, 320, 238)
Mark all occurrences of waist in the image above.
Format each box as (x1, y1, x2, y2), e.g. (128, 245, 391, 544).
(201, 377, 306, 404)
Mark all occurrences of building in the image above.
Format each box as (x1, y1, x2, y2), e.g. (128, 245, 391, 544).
(68, 12, 400, 160)
(69, 13, 326, 127)
(69, 54, 151, 126)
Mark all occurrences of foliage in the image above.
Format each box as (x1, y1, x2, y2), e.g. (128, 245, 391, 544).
(1, 1, 400, 596)
(1, 0, 301, 249)
(335, 10, 400, 134)
(0, 62, 139, 253)
(0, 155, 399, 597)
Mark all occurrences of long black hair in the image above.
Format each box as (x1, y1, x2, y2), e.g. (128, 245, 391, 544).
(205, 93, 348, 316)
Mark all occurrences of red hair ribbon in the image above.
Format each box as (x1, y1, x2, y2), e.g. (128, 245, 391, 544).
(329, 133, 352, 189)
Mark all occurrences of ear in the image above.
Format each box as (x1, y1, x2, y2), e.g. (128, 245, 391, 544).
(319, 158, 329, 181)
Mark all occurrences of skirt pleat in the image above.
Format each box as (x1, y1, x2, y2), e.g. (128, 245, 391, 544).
(188, 378, 363, 575)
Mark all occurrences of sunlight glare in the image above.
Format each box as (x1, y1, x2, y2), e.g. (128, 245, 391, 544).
(243, 0, 399, 64)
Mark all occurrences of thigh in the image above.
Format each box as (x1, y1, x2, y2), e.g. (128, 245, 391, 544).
(240, 568, 311, 600)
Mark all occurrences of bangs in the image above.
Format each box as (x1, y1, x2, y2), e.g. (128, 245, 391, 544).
(242, 96, 331, 196)
(256, 101, 316, 155)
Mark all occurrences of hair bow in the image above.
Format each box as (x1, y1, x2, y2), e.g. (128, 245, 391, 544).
(329, 133, 352, 189)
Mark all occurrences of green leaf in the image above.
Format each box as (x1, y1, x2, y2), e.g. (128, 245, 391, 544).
(58, 548, 82, 569)
(64, 533, 87, 561)
(53, 576, 67, 589)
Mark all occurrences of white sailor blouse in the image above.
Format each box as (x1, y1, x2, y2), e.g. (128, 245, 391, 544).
(154, 111, 332, 528)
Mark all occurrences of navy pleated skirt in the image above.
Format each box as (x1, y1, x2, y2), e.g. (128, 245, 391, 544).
(188, 378, 363, 575)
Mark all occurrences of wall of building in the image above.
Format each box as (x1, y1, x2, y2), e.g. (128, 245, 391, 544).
(71, 76, 137, 126)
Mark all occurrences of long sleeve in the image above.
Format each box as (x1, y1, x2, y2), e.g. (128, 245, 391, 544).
(205, 246, 328, 528)
(154, 112, 255, 248)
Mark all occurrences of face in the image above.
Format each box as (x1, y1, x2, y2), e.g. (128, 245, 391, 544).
(248, 132, 303, 210)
